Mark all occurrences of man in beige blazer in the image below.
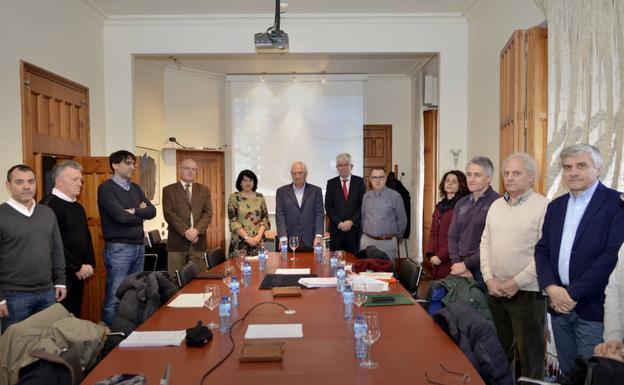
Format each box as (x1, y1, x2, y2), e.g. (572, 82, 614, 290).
(162, 159, 212, 275)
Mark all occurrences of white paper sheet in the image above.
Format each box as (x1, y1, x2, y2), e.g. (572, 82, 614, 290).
(351, 275, 389, 292)
(244, 324, 303, 339)
(167, 293, 207, 308)
(244, 255, 259, 261)
(274, 268, 311, 275)
(360, 272, 394, 280)
(298, 277, 337, 288)
(119, 330, 186, 348)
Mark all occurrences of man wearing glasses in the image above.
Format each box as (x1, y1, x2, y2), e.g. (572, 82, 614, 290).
(360, 168, 407, 261)
(98, 150, 156, 326)
(162, 158, 212, 275)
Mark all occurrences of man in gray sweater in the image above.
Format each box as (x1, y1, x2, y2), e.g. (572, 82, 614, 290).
(0, 164, 66, 333)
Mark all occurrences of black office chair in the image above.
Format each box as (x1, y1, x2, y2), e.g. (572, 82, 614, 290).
(175, 261, 199, 287)
(397, 258, 422, 297)
(205, 247, 226, 269)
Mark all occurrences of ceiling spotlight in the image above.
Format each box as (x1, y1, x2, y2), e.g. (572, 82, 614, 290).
(320, 73, 327, 84)
(292, 74, 298, 82)
(261, 74, 266, 82)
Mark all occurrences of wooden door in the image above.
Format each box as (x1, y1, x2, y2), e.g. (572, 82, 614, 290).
(363, 125, 392, 185)
(73, 156, 111, 323)
(422, 110, 438, 259)
(499, 27, 548, 194)
(176, 151, 225, 251)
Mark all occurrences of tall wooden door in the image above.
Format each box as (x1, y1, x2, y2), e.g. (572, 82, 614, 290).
(363, 125, 392, 185)
(176, 151, 225, 251)
(73, 156, 111, 323)
(500, 27, 548, 194)
(21, 61, 90, 199)
(422, 110, 438, 257)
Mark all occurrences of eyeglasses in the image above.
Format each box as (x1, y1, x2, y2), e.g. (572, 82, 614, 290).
(370, 176, 386, 181)
(424, 364, 470, 385)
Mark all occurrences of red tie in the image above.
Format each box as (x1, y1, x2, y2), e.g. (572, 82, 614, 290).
(342, 179, 349, 201)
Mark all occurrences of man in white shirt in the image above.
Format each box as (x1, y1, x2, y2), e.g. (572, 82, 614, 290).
(0, 164, 66, 333)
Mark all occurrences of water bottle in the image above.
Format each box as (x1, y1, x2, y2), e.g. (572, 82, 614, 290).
(242, 261, 252, 288)
(258, 246, 267, 272)
(280, 239, 288, 261)
(336, 266, 346, 293)
(330, 253, 339, 276)
(219, 296, 231, 334)
(314, 244, 323, 263)
(353, 315, 368, 363)
(343, 284, 354, 321)
(229, 276, 240, 307)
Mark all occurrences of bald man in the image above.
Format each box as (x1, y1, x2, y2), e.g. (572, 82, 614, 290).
(163, 159, 213, 275)
(275, 161, 324, 251)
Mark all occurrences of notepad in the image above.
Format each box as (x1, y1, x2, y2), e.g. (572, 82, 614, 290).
(298, 277, 337, 288)
(275, 268, 310, 275)
(167, 293, 206, 308)
(244, 324, 303, 339)
(119, 330, 186, 348)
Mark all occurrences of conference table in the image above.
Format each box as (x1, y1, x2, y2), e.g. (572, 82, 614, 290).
(83, 253, 484, 385)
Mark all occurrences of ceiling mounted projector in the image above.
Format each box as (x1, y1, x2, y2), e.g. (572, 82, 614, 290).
(255, 0, 289, 53)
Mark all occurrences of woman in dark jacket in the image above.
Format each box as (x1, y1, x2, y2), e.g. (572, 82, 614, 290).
(426, 170, 469, 280)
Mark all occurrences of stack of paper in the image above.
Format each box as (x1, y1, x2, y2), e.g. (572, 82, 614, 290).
(244, 324, 303, 339)
(298, 277, 337, 288)
(359, 272, 394, 281)
(351, 275, 389, 292)
(167, 293, 206, 308)
(119, 330, 186, 348)
(275, 268, 311, 275)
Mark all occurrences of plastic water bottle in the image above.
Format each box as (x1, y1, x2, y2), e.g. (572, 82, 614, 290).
(336, 266, 346, 293)
(280, 239, 288, 261)
(343, 284, 354, 321)
(242, 261, 252, 287)
(314, 244, 323, 263)
(229, 276, 240, 307)
(219, 296, 231, 334)
(353, 315, 368, 362)
(258, 247, 267, 272)
(330, 253, 339, 276)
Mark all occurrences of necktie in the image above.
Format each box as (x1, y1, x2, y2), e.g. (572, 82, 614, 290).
(342, 179, 349, 201)
(184, 183, 192, 203)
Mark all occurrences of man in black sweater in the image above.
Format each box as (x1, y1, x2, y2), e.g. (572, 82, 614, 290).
(0, 165, 66, 333)
(98, 150, 156, 326)
(41, 160, 95, 318)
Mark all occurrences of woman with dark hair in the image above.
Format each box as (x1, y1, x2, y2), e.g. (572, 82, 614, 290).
(227, 170, 270, 257)
(426, 170, 469, 279)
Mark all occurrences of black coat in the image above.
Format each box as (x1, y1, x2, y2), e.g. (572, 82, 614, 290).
(433, 302, 514, 385)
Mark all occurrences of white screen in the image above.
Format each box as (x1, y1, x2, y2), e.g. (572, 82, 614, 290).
(229, 76, 364, 211)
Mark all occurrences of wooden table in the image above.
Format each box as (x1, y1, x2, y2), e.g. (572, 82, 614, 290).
(83, 253, 484, 385)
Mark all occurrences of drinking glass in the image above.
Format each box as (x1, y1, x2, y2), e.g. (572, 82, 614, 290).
(336, 250, 346, 266)
(289, 235, 299, 261)
(203, 284, 221, 329)
(360, 312, 381, 369)
(222, 265, 236, 287)
(238, 250, 247, 270)
(353, 290, 368, 308)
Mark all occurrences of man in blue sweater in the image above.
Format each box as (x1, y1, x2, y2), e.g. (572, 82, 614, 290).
(98, 150, 156, 326)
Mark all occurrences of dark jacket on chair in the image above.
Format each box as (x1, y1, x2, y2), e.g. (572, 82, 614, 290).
(111, 272, 178, 336)
(433, 302, 514, 385)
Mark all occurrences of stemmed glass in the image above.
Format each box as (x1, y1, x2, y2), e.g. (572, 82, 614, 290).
(222, 265, 236, 287)
(203, 284, 221, 329)
(360, 312, 381, 369)
(353, 290, 368, 308)
(238, 250, 247, 270)
(289, 235, 299, 261)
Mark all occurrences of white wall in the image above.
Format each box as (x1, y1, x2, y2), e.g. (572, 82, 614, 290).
(133, 58, 167, 233)
(0, 0, 105, 202)
(467, 0, 544, 187)
(365, 75, 413, 189)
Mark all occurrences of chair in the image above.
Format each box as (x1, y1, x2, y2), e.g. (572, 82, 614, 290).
(397, 258, 421, 296)
(175, 261, 199, 287)
(205, 247, 226, 269)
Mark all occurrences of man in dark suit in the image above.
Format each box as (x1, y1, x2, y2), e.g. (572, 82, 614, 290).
(324, 153, 365, 254)
(535, 143, 624, 376)
(163, 158, 213, 275)
(276, 161, 324, 251)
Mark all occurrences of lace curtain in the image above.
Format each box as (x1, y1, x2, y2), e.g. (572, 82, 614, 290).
(535, 0, 624, 197)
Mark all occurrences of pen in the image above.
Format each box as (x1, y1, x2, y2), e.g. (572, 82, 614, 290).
(160, 363, 171, 385)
